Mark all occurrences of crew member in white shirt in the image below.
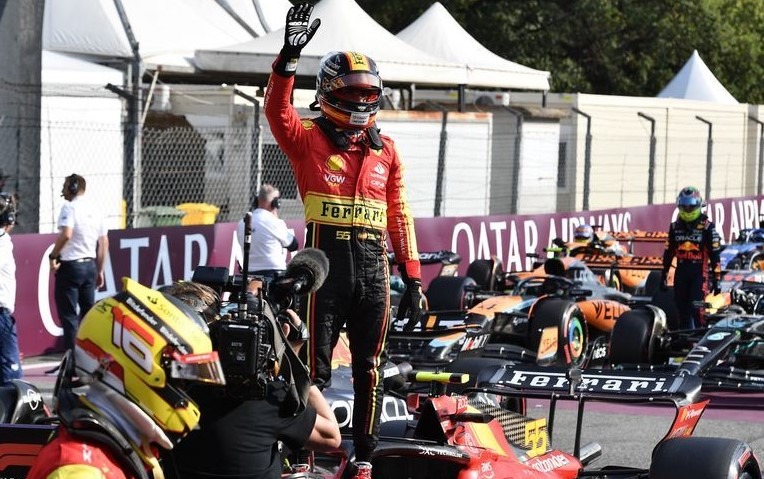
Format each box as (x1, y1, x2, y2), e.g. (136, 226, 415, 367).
(48, 174, 109, 353)
(237, 184, 298, 282)
(0, 193, 21, 384)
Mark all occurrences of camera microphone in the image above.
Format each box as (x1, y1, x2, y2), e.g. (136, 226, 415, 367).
(274, 248, 329, 295)
(239, 212, 253, 320)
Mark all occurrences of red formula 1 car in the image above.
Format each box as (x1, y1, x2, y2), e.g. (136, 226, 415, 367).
(294, 365, 761, 479)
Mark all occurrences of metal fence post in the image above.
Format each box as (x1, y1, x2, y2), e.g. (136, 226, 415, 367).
(749, 116, 764, 196)
(234, 89, 261, 210)
(696, 116, 713, 201)
(503, 107, 523, 214)
(637, 112, 657, 205)
(113, 0, 142, 228)
(428, 102, 449, 217)
(572, 107, 592, 211)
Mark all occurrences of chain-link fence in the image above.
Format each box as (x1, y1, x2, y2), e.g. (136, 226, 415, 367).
(136, 118, 301, 228)
(17, 84, 764, 233)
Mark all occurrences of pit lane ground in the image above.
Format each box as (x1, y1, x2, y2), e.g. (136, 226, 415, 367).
(21, 354, 764, 470)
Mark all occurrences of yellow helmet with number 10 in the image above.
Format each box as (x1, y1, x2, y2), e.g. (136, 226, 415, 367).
(75, 277, 225, 445)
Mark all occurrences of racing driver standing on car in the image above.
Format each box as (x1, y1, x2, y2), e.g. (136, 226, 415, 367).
(661, 186, 721, 329)
(264, 2, 424, 470)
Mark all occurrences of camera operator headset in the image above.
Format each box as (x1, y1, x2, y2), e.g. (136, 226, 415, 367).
(167, 213, 340, 479)
(236, 184, 298, 283)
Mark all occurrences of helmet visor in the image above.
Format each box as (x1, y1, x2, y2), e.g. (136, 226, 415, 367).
(322, 72, 382, 93)
(334, 87, 381, 104)
(679, 204, 700, 213)
(169, 351, 226, 385)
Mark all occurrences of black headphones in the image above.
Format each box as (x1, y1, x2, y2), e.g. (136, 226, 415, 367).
(271, 197, 281, 209)
(0, 194, 16, 227)
(67, 175, 80, 196)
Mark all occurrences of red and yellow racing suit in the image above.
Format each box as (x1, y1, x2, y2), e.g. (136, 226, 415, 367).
(662, 214, 721, 329)
(265, 68, 421, 460)
(26, 428, 134, 479)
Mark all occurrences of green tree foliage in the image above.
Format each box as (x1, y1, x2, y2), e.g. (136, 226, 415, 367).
(357, 0, 764, 103)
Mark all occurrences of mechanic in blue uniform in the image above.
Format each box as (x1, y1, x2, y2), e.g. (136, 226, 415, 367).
(661, 186, 721, 329)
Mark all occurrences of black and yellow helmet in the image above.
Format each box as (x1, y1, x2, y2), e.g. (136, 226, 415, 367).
(316, 51, 383, 130)
(75, 278, 225, 441)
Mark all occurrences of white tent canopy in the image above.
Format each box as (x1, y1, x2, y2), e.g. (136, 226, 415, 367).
(42, 50, 124, 86)
(657, 50, 737, 104)
(42, 0, 291, 72)
(195, 0, 469, 86)
(396, 2, 550, 91)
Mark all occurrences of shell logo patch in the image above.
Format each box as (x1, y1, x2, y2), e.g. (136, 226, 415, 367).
(326, 155, 345, 172)
(301, 119, 315, 130)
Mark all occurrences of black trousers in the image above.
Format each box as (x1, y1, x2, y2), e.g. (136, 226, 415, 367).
(673, 263, 707, 329)
(302, 224, 390, 462)
(54, 259, 96, 351)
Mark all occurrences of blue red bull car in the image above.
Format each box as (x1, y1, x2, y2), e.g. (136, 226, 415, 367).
(720, 228, 764, 271)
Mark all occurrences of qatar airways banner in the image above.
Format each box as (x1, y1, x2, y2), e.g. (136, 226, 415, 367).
(16, 195, 764, 357)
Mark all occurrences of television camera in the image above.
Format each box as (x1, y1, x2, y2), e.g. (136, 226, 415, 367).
(191, 213, 328, 399)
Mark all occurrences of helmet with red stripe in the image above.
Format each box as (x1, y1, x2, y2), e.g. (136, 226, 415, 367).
(316, 51, 382, 130)
(74, 278, 225, 450)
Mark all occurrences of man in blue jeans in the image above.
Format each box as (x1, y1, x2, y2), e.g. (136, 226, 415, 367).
(48, 174, 109, 352)
(0, 193, 21, 384)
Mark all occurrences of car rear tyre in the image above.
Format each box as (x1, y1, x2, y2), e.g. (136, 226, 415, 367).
(642, 271, 663, 296)
(609, 308, 655, 365)
(651, 287, 679, 331)
(608, 272, 622, 291)
(528, 298, 588, 367)
(650, 437, 761, 479)
(749, 252, 764, 271)
(466, 258, 502, 291)
(425, 276, 476, 311)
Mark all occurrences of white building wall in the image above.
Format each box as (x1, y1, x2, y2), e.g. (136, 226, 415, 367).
(39, 52, 125, 233)
(517, 121, 560, 214)
(376, 111, 493, 218)
(512, 92, 753, 211)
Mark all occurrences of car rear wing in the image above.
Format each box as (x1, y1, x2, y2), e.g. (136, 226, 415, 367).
(575, 251, 665, 271)
(473, 365, 702, 405)
(387, 250, 461, 266)
(467, 365, 708, 455)
(388, 250, 462, 277)
(606, 230, 668, 255)
(608, 230, 669, 243)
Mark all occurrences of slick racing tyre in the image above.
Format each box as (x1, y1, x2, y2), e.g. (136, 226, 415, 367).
(650, 437, 762, 479)
(425, 276, 476, 311)
(607, 271, 622, 292)
(466, 258, 503, 291)
(749, 252, 764, 271)
(642, 270, 663, 297)
(609, 308, 656, 365)
(528, 298, 588, 367)
(650, 287, 679, 331)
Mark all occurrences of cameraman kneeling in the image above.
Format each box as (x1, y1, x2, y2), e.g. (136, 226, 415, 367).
(163, 280, 340, 479)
